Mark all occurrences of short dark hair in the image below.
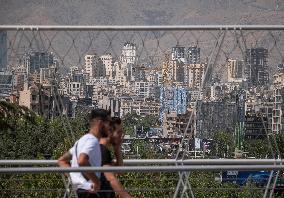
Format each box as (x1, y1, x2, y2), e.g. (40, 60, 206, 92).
(110, 117, 122, 130)
(89, 109, 110, 123)
(111, 117, 121, 125)
(107, 109, 111, 116)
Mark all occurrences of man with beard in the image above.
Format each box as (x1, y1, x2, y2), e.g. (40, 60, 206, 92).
(58, 109, 111, 198)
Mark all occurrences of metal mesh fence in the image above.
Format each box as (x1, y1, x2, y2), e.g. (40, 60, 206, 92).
(4, 28, 284, 74)
(0, 25, 284, 198)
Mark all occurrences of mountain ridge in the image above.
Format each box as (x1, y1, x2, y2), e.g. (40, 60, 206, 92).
(1, 0, 284, 25)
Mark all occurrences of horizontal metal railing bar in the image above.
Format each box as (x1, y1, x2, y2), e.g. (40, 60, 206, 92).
(0, 177, 264, 181)
(0, 25, 284, 31)
(0, 160, 57, 165)
(0, 159, 283, 166)
(1, 177, 273, 182)
(0, 188, 176, 193)
(4, 187, 283, 193)
(1, 165, 284, 174)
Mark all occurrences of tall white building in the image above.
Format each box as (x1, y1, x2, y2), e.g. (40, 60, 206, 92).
(120, 42, 137, 64)
(185, 63, 207, 89)
(85, 55, 96, 77)
(112, 43, 137, 84)
(272, 73, 284, 134)
(100, 53, 113, 79)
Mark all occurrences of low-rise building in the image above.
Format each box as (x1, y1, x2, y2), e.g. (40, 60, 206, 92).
(120, 97, 160, 118)
(19, 83, 72, 118)
(19, 83, 51, 117)
(162, 111, 194, 138)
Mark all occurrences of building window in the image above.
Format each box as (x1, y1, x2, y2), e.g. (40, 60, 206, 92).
(32, 95, 37, 101)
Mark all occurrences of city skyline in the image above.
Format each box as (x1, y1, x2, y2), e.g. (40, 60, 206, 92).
(1, 34, 283, 139)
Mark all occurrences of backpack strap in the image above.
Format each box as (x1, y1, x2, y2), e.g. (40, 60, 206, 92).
(74, 141, 89, 181)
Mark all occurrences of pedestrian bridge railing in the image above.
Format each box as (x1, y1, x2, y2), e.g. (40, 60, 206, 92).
(0, 159, 284, 198)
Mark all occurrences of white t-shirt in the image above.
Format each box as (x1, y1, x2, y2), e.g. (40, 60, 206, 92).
(69, 133, 101, 190)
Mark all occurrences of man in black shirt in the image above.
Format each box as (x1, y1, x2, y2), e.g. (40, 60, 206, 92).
(100, 143, 115, 198)
(99, 117, 131, 198)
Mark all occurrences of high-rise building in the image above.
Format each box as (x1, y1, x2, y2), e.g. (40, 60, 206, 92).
(171, 46, 200, 64)
(227, 59, 245, 83)
(171, 46, 186, 63)
(24, 51, 55, 74)
(85, 54, 96, 77)
(113, 61, 129, 87)
(100, 53, 113, 79)
(196, 100, 236, 138)
(159, 86, 189, 123)
(185, 63, 207, 89)
(125, 63, 136, 82)
(120, 42, 137, 64)
(172, 87, 188, 114)
(187, 46, 200, 64)
(85, 54, 105, 78)
(272, 73, 284, 133)
(168, 60, 185, 83)
(0, 31, 7, 71)
(245, 48, 269, 86)
(162, 54, 172, 86)
(113, 43, 135, 83)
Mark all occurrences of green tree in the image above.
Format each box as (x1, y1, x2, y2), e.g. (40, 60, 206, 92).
(0, 101, 37, 131)
(212, 131, 235, 158)
(122, 113, 159, 136)
(243, 138, 270, 158)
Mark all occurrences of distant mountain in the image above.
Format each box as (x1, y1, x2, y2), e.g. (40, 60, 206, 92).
(1, 0, 284, 25)
(0, 0, 283, 76)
